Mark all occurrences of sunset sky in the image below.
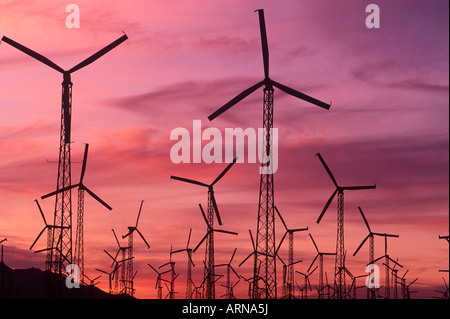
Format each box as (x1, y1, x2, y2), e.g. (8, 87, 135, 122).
(0, 0, 448, 299)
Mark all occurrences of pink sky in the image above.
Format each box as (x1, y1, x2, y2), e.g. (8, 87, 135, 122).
(0, 0, 448, 299)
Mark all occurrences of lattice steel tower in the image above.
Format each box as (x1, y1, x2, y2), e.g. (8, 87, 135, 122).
(2, 34, 128, 295)
(208, 10, 330, 298)
(315, 153, 376, 299)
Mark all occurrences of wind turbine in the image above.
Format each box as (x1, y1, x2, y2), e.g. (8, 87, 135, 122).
(307, 233, 336, 299)
(96, 267, 116, 295)
(1, 34, 127, 293)
(276, 254, 302, 299)
(371, 235, 402, 299)
(215, 248, 240, 299)
(30, 200, 58, 254)
(193, 204, 238, 299)
(171, 228, 195, 299)
(148, 263, 171, 299)
(296, 266, 317, 299)
(208, 9, 331, 299)
(315, 152, 376, 299)
(170, 158, 237, 299)
(122, 200, 150, 296)
(274, 206, 308, 299)
(108, 229, 131, 294)
(433, 277, 449, 299)
(41, 143, 112, 286)
(238, 229, 270, 299)
(160, 247, 180, 300)
(353, 206, 398, 299)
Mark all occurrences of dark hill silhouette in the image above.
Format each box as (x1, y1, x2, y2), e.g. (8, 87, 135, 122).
(0, 262, 133, 299)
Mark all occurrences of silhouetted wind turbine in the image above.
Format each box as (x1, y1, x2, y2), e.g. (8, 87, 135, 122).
(109, 229, 131, 294)
(308, 233, 336, 299)
(353, 206, 398, 299)
(296, 266, 317, 299)
(433, 277, 449, 299)
(276, 254, 302, 299)
(208, 9, 330, 299)
(160, 247, 180, 299)
(122, 200, 150, 296)
(30, 200, 57, 253)
(41, 143, 112, 286)
(215, 248, 240, 299)
(1, 34, 127, 291)
(274, 206, 307, 299)
(372, 235, 402, 299)
(96, 267, 117, 295)
(193, 203, 238, 299)
(315, 152, 376, 299)
(148, 263, 171, 299)
(171, 158, 237, 299)
(171, 228, 196, 299)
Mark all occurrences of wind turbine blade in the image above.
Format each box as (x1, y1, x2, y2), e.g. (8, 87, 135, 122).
(79, 144, 89, 184)
(309, 233, 320, 253)
(41, 184, 78, 199)
(148, 264, 159, 274)
(193, 233, 209, 253)
(136, 228, 150, 249)
(408, 278, 418, 286)
(357, 206, 371, 233)
(373, 233, 399, 238)
(276, 232, 287, 254)
(210, 192, 222, 226)
(211, 157, 237, 186)
(188, 251, 195, 267)
(96, 268, 109, 275)
(1, 36, 64, 73)
(274, 206, 287, 230)
(316, 189, 337, 224)
(249, 229, 256, 250)
(342, 184, 376, 190)
(291, 227, 309, 233)
(207, 81, 265, 121)
(103, 249, 116, 261)
(272, 80, 331, 110)
(214, 229, 238, 236)
(198, 204, 209, 227)
(353, 234, 370, 256)
(34, 199, 47, 225)
(230, 248, 237, 264)
(84, 187, 113, 211)
(308, 254, 319, 272)
(29, 227, 47, 250)
(315, 153, 338, 187)
(111, 229, 121, 248)
(239, 252, 254, 267)
(372, 255, 385, 264)
(170, 176, 209, 188)
(136, 200, 144, 227)
(231, 266, 239, 279)
(255, 9, 269, 78)
(309, 265, 318, 276)
(68, 33, 128, 73)
(186, 228, 193, 248)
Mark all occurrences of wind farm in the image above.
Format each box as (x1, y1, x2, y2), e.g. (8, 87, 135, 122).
(0, 1, 448, 301)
